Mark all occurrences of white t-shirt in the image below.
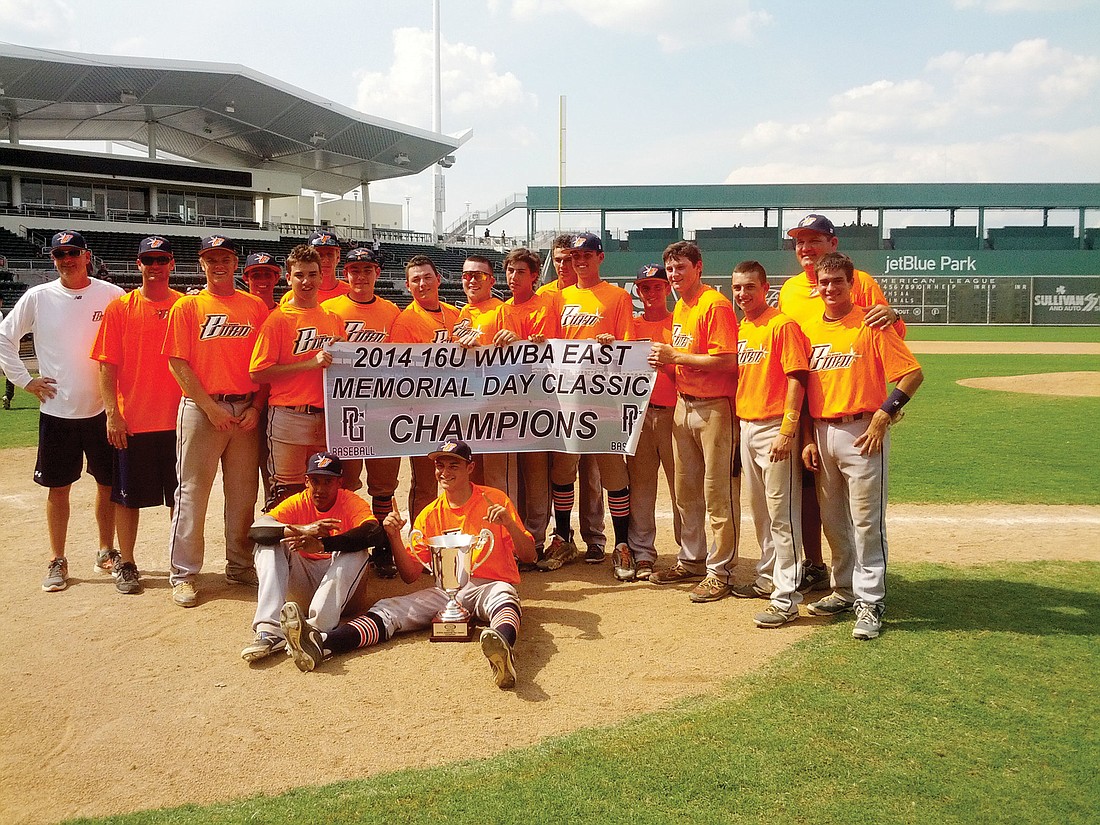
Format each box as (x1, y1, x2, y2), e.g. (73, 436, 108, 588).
(0, 277, 124, 419)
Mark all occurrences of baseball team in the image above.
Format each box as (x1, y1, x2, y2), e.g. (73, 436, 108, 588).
(0, 214, 923, 689)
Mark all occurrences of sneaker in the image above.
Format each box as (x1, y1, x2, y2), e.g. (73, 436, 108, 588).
(280, 602, 325, 672)
(42, 557, 68, 592)
(2, 396, 10, 410)
(536, 534, 579, 571)
(650, 563, 705, 586)
(240, 631, 287, 663)
(852, 602, 884, 640)
(806, 593, 855, 616)
(225, 567, 259, 586)
(754, 604, 799, 628)
(114, 561, 143, 595)
(634, 560, 654, 581)
(689, 575, 732, 603)
(732, 581, 772, 599)
(480, 627, 517, 690)
(172, 581, 198, 608)
(93, 548, 121, 576)
(372, 558, 398, 580)
(797, 563, 831, 594)
(584, 544, 606, 564)
(611, 543, 635, 581)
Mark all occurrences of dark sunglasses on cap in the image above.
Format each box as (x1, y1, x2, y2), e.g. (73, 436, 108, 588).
(51, 248, 84, 259)
(140, 255, 173, 265)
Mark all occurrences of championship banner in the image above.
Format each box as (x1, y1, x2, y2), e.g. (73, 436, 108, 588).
(323, 340, 655, 459)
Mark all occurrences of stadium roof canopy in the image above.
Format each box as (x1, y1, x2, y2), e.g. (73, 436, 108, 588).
(0, 42, 469, 195)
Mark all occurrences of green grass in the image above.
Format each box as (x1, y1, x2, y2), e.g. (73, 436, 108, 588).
(890, 353, 1100, 504)
(0, 395, 38, 449)
(67, 560, 1100, 824)
(904, 325, 1100, 342)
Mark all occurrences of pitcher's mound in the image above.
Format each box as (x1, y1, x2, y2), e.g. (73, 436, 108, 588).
(957, 371, 1100, 397)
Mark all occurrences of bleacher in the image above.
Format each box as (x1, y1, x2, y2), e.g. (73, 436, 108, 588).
(695, 226, 780, 252)
(889, 226, 978, 250)
(986, 225, 1078, 250)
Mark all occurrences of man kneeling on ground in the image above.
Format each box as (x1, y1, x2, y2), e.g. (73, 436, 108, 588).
(280, 439, 536, 689)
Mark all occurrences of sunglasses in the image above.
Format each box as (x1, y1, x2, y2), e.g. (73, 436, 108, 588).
(140, 255, 173, 265)
(51, 248, 84, 259)
(461, 271, 490, 282)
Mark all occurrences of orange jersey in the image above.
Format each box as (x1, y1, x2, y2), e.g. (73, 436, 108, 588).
(164, 289, 267, 396)
(90, 288, 183, 433)
(671, 285, 739, 398)
(800, 305, 921, 419)
(269, 487, 376, 560)
(408, 484, 530, 586)
(249, 304, 345, 407)
(388, 300, 461, 344)
(559, 280, 634, 341)
(322, 294, 401, 344)
(453, 297, 503, 346)
(537, 279, 564, 297)
(279, 280, 349, 306)
(736, 306, 810, 421)
(779, 269, 907, 338)
(632, 314, 677, 407)
(500, 291, 562, 340)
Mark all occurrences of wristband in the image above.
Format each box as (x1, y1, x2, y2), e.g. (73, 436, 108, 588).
(779, 408, 800, 438)
(880, 388, 911, 417)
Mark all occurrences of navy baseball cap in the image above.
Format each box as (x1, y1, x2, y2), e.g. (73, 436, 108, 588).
(346, 247, 381, 265)
(50, 230, 88, 251)
(787, 214, 836, 238)
(244, 252, 280, 271)
(308, 230, 341, 248)
(199, 235, 238, 256)
(138, 236, 173, 258)
(428, 439, 473, 463)
(305, 451, 343, 477)
(634, 263, 668, 283)
(570, 232, 603, 253)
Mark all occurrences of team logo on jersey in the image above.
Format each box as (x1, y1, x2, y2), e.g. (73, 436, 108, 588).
(560, 304, 602, 328)
(432, 329, 450, 344)
(809, 344, 861, 371)
(198, 314, 254, 340)
(155, 308, 171, 319)
(671, 323, 693, 348)
(292, 327, 339, 356)
(92, 310, 104, 322)
(737, 339, 768, 366)
(343, 321, 386, 343)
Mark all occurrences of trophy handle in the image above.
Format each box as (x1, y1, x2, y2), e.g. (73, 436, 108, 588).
(470, 528, 494, 572)
(410, 529, 434, 572)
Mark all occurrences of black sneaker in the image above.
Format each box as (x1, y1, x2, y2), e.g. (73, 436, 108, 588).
(114, 561, 143, 595)
(806, 593, 855, 616)
(584, 544, 606, 564)
(797, 563, 831, 594)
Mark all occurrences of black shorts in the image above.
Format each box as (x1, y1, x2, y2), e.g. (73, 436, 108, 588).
(34, 411, 113, 488)
(112, 430, 178, 509)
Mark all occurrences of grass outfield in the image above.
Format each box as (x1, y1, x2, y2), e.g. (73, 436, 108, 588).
(0, 396, 37, 449)
(903, 325, 1100, 342)
(68, 560, 1100, 824)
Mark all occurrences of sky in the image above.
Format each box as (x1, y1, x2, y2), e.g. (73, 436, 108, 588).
(2, 0, 1099, 237)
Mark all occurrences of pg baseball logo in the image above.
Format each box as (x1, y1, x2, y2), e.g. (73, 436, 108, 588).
(808, 344, 861, 372)
(198, 314, 254, 340)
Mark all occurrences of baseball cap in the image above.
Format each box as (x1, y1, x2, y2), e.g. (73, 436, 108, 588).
(308, 230, 341, 248)
(244, 252, 280, 272)
(570, 232, 603, 253)
(138, 236, 173, 258)
(305, 451, 343, 477)
(634, 263, 669, 283)
(199, 235, 238, 256)
(787, 214, 836, 238)
(427, 439, 474, 463)
(346, 247, 381, 265)
(50, 230, 88, 252)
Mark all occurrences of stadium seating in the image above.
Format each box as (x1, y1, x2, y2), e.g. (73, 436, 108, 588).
(889, 226, 979, 250)
(987, 226, 1078, 250)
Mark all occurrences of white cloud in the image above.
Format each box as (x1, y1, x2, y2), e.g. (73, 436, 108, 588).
(0, 0, 74, 31)
(355, 27, 535, 129)
(952, 0, 1087, 10)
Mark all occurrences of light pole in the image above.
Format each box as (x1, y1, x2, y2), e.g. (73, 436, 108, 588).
(405, 196, 411, 232)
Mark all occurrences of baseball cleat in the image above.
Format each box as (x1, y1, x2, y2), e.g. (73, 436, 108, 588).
(797, 563, 831, 594)
(480, 628, 516, 690)
(225, 567, 259, 587)
(806, 593, 855, 616)
(754, 604, 800, 628)
(536, 534, 578, 572)
(171, 581, 198, 607)
(612, 543, 635, 581)
(689, 575, 733, 603)
(649, 563, 704, 585)
(731, 581, 772, 599)
(280, 602, 325, 672)
(241, 631, 287, 663)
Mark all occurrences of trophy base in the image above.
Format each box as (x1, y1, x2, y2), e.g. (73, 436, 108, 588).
(431, 616, 473, 642)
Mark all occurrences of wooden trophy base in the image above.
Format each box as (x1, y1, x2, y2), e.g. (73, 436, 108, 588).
(431, 616, 473, 642)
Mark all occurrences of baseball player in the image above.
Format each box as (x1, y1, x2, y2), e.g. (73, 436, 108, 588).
(536, 234, 606, 564)
(626, 264, 681, 582)
(280, 439, 535, 690)
(163, 234, 267, 607)
(453, 255, 503, 347)
(249, 244, 345, 507)
(388, 255, 461, 521)
(279, 230, 349, 305)
(242, 251, 282, 505)
(241, 451, 386, 662)
(800, 253, 923, 640)
(0, 298, 13, 410)
(0, 230, 123, 592)
(649, 241, 740, 602)
(780, 213, 904, 594)
(729, 260, 811, 627)
(544, 232, 635, 578)
(89, 236, 183, 595)
(322, 246, 402, 577)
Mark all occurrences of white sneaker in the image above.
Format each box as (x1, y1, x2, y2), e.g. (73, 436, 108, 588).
(852, 602, 884, 640)
(172, 581, 198, 608)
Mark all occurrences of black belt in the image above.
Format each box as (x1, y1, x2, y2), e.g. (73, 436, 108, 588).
(820, 412, 872, 424)
(650, 403, 674, 410)
(281, 404, 325, 414)
(213, 393, 253, 403)
(679, 393, 721, 403)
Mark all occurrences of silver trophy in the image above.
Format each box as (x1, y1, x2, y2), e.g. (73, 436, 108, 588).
(423, 531, 492, 642)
